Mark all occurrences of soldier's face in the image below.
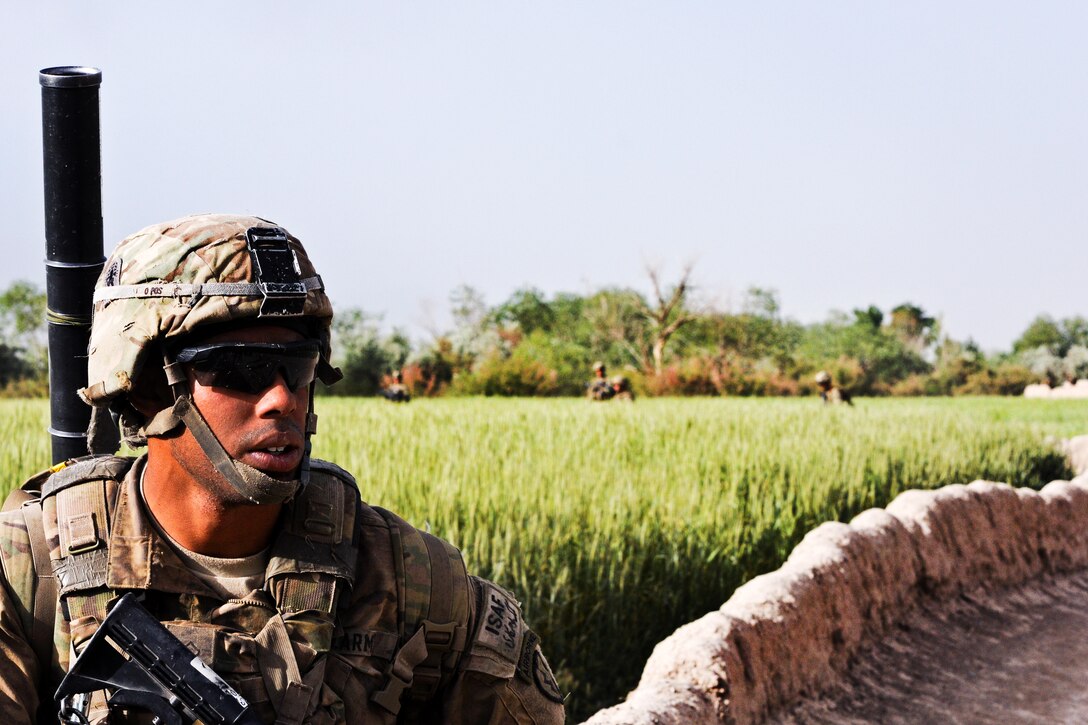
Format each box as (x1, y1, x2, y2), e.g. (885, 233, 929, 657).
(182, 325, 311, 484)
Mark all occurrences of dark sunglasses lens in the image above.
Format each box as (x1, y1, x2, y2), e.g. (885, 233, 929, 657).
(189, 349, 319, 394)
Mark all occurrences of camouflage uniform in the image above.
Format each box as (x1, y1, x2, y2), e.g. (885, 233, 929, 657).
(381, 371, 411, 403)
(814, 371, 852, 406)
(586, 363, 614, 401)
(0, 215, 564, 724)
(0, 457, 562, 724)
(381, 384, 411, 403)
(610, 376, 635, 402)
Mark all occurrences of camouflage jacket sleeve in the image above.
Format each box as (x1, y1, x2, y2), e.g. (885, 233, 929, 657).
(438, 577, 565, 724)
(0, 510, 41, 725)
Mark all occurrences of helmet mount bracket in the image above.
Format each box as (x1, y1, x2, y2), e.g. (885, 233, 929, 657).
(245, 226, 307, 317)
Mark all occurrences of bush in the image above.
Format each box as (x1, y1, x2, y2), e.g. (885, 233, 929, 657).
(0, 375, 48, 399)
(452, 352, 561, 397)
(405, 340, 456, 397)
(644, 358, 719, 396)
(956, 364, 1039, 396)
(889, 374, 930, 397)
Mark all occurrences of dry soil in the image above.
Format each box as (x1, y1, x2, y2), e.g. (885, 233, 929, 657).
(775, 569, 1088, 725)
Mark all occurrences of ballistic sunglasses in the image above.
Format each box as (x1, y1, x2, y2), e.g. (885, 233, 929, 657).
(173, 340, 321, 394)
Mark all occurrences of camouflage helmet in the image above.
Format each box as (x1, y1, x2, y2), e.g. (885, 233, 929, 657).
(80, 214, 341, 505)
(814, 370, 831, 385)
(592, 361, 606, 372)
(81, 214, 336, 408)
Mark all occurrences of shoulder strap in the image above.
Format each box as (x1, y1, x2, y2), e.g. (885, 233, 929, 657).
(0, 457, 128, 689)
(29, 457, 131, 662)
(370, 507, 471, 715)
(0, 495, 57, 681)
(21, 499, 58, 678)
(0, 467, 57, 681)
(267, 460, 361, 611)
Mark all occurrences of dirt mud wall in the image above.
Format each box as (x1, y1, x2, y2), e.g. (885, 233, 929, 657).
(1024, 380, 1088, 398)
(583, 470, 1088, 724)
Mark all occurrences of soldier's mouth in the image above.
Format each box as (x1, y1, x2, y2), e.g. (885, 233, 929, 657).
(242, 445, 302, 475)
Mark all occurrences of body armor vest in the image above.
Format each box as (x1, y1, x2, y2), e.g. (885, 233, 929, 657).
(0, 456, 471, 724)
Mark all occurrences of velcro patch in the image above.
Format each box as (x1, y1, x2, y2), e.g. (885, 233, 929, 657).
(475, 582, 523, 663)
(533, 648, 564, 703)
(516, 630, 564, 704)
(516, 630, 540, 682)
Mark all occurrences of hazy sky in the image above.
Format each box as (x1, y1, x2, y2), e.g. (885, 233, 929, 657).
(3, 3, 1085, 351)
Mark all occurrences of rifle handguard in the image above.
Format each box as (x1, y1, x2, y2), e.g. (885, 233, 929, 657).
(55, 593, 264, 725)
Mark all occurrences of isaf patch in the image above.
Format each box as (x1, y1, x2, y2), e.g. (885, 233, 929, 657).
(476, 582, 522, 662)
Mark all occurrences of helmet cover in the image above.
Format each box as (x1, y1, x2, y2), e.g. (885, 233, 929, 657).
(81, 214, 334, 409)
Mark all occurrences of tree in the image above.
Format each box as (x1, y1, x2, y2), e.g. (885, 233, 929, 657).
(698, 288, 798, 366)
(799, 306, 930, 395)
(327, 307, 410, 396)
(887, 303, 938, 356)
(448, 285, 501, 362)
(492, 287, 556, 334)
(0, 280, 47, 390)
(1018, 346, 1065, 386)
(1012, 314, 1088, 381)
(635, 265, 698, 375)
(0, 281, 46, 339)
(1012, 315, 1064, 355)
(1063, 345, 1088, 381)
(583, 288, 649, 370)
(743, 287, 780, 318)
(0, 344, 34, 388)
(853, 305, 883, 331)
(1061, 316, 1088, 351)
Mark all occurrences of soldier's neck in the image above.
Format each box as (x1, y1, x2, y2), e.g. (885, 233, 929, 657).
(141, 442, 282, 558)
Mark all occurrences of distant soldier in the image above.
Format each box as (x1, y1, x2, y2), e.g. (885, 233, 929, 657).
(611, 375, 635, 402)
(815, 370, 853, 405)
(381, 369, 411, 402)
(587, 361, 615, 401)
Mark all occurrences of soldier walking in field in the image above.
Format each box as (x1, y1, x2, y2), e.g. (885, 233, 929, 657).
(610, 376, 635, 402)
(380, 369, 411, 403)
(0, 215, 564, 724)
(815, 370, 853, 405)
(586, 361, 615, 401)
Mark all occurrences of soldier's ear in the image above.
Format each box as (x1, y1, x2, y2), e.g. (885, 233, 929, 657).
(128, 363, 173, 417)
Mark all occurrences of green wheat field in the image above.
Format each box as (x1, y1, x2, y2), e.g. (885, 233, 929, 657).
(3, 397, 1087, 719)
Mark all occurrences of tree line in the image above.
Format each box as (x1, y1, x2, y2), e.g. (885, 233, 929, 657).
(323, 268, 1088, 399)
(1, 276, 1085, 399)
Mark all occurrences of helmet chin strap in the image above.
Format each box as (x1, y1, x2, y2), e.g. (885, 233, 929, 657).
(152, 352, 308, 506)
(171, 395, 303, 505)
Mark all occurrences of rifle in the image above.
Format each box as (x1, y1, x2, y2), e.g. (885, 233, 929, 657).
(55, 593, 264, 725)
(39, 65, 120, 463)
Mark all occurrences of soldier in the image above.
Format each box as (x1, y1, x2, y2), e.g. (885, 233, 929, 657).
(610, 375, 635, 402)
(380, 369, 411, 403)
(0, 215, 565, 724)
(814, 370, 853, 405)
(586, 361, 614, 401)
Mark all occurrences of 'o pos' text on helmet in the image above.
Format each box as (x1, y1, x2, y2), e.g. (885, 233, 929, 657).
(79, 214, 343, 505)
